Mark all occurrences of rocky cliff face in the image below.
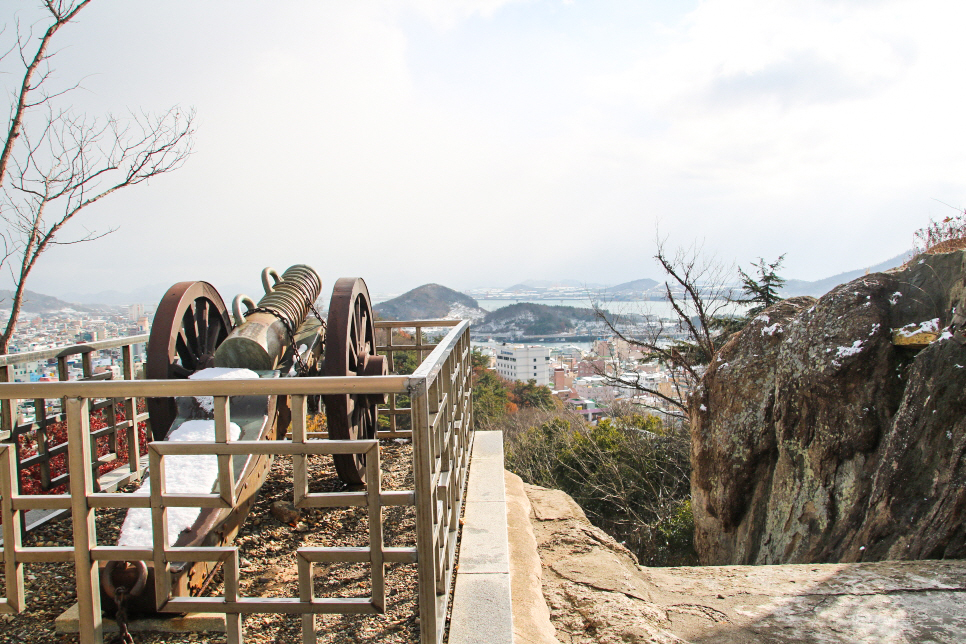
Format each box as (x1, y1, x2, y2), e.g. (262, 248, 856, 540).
(692, 250, 966, 565)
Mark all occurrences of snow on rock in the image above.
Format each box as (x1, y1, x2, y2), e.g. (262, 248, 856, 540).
(188, 367, 260, 413)
(894, 318, 940, 338)
(761, 323, 782, 336)
(118, 419, 242, 547)
(835, 341, 864, 359)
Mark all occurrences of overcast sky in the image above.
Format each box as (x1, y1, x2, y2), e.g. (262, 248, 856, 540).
(2, 0, 964, 301)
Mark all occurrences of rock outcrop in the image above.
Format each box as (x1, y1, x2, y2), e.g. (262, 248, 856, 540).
(692, 250, 966, 565)
(520, 471, 966, 643)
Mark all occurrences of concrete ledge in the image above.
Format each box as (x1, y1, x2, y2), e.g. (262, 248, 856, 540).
(449, 573, 514, 644)
(55, 603, 226, 633)
(449, 430, 513, 644)
(505, 471, 560, 644)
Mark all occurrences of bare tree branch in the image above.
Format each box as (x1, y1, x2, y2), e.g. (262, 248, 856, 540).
(0, 3, 195, 354)
(590, 236, 737, 424)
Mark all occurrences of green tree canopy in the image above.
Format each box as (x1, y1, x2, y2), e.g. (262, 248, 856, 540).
(735, 255, 786, 317)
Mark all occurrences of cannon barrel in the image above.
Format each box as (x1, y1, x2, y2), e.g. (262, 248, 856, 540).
(215, 264, 322, 371)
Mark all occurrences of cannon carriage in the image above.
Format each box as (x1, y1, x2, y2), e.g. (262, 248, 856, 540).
(104, 264, 388, 618)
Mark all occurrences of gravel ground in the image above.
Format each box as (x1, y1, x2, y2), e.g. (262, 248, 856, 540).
(0, 439, 421, 644)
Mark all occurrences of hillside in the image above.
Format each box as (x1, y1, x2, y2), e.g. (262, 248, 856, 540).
(475, 302, 601, 337)
(780, 250, 913, 297)
(605, 277, 659, 297)
(374, 284, 486, 321)
(0, 290, 97, 313)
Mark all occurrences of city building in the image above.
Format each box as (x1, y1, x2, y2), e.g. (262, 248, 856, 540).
(494, 343, 552, 386)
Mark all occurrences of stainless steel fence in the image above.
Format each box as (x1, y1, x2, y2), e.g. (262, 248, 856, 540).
(0, 319, 473, 644)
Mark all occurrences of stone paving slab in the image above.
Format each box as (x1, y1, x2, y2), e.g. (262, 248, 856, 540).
(459, 496, 510, 574)
(465, 454, 506, 503)
(449, 573, 514, 644)
(449, 431, 513, 644)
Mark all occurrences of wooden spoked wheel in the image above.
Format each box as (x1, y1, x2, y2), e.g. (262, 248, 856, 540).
(146, 281, 232, 440)
(323, 277, 387, 485)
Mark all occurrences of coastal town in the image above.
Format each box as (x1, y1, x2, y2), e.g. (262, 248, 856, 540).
(473, 336, 685, 424)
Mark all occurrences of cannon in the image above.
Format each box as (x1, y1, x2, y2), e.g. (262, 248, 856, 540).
(105, 265, 387, 619)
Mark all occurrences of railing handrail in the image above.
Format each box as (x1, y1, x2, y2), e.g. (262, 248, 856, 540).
(411, 320, 470, 389)
(0, 333, 150, 367)
(0, 375, 412, 398)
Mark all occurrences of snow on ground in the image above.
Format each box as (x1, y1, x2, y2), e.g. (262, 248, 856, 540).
(188, 367, 260, 412)
(118, 419, 242, 547)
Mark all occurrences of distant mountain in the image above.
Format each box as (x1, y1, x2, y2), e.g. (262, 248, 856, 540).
(606, 278, 659, 295)
(505, 279, 609, 291)
(781, 251, 914, 298)
(476, 302, 601, 336)
(374, 284, 486, 321)
(0, 290, 98, 313)
(60, 283, 172, 307)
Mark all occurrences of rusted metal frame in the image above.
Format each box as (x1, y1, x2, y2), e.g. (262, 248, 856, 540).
(1, 443, 25, 613)
(66, 396, 104, 643)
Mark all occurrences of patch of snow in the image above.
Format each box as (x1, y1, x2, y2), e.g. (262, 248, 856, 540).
(894, 318, 940, 338)
(890, 292, 902, 305)
(445, 303, 487, 322)
(755, 314, 770, 323)
(699, 404, 707, 412)
(761, 323, 782, 336)
(188, 367, 259, 413)
(836, 341, 864, 358)
(868, 323, 880, 337)
(947, 431, 954, 440)
(939, 330, 954, 341)
(118, 419, 242, 547)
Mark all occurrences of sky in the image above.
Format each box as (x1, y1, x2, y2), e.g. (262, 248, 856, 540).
(1, 0, 964, 302)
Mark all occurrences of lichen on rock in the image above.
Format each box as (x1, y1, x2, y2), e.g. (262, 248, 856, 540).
(692, 250, 966, 565)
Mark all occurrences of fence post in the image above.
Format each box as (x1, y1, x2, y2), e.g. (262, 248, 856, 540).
(412, 375, 440, 644)
(66, 396, 103, 644)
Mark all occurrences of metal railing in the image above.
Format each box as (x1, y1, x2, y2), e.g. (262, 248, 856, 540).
(0, 319, 474, 644)
(0, 334, 151, 496)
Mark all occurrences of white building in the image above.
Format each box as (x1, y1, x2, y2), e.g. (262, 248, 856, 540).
(494, 343, 552, 386)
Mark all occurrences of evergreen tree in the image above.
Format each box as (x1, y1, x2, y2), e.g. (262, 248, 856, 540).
(735, 255, 786, 316)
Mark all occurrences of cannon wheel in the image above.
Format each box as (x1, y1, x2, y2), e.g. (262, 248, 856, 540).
(323, 277, 387, 485)
(146, 281, 232, 440)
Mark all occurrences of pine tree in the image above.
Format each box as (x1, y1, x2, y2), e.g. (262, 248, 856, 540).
(735, 255, 786, 316)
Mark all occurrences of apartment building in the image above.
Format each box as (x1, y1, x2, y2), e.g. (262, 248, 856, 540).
(494, 343, 552, 386)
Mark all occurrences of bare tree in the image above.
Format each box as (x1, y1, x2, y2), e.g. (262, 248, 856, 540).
(591, 238, 737, 423)
(0, 1, 195, 354)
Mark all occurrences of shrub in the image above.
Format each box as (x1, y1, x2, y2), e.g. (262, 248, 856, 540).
(503, 409, 696, 566)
